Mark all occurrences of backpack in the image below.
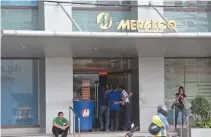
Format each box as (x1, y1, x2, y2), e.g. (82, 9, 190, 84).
(148, 122, 162, 135)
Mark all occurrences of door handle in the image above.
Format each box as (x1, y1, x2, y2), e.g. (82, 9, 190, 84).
(94, 84, 97, 118)
(96, 83, 99, 118)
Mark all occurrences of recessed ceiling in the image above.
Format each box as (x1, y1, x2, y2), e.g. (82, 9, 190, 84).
(1, 33, 211, 58)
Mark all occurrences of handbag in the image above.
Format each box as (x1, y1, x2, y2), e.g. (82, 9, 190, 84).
(172, 102, 184, 109)
(148, 122, 162, 135)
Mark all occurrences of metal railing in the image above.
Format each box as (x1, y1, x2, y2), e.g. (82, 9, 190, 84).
(173, 106, 186, 137)
(173, 106, 176, 130)
(186, 115, 190, 137)
(180, 115, 183, 137)
(69, 106, 81, 137)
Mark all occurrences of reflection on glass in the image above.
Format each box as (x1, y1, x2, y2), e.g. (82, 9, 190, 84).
(73, 59, 130, 73)
(1, 60, 38, 126)
(107, 74, 127, 89)
(164, 1, 211, 32)
(165, 58, 211, 125)
(73, 74, 99, 101)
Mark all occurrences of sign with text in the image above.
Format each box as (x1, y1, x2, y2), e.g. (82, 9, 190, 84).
(82, 88, 90, 100)
(96, 12, 176, 31)
(82, 80, 90, 87)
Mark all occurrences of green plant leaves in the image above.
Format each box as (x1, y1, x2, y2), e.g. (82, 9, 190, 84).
(191, 95, 210, 118)
(191, 95, 211, 128)
(195, 118, 211, 128)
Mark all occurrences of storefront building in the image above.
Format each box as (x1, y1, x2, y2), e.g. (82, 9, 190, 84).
(1, 0, 211, 135)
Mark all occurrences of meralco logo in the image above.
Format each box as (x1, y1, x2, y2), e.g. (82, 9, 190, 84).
(96, 12, 112, 30)
(96, 12, 176, 31)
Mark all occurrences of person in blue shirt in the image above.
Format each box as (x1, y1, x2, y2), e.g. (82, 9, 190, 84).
(99, 84, 111, 131)
(106, 85, 122, 131)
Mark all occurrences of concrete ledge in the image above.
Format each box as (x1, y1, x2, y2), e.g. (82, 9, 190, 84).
(1, 131, 178, 137)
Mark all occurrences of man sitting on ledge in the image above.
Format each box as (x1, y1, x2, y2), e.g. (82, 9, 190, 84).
(52, 111, 70, 137)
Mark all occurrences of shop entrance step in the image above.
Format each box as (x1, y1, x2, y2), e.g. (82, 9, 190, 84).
(1, 131, 178, 137)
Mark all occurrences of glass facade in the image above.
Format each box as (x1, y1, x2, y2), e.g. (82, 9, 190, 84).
(1, 1, 38, 6)
(1, 0, 211, 32)
(1, 8, 38, 30)
(1, 59, 39, 127)
(73, 59, 132, 130)
(72, 0, 130, 7)
(73, 59, 131, 73)
(1, 0, 38, 30)
(72, 10, 131, 32)
(164, 0, 211, 32)
(165, 58, 211, 124)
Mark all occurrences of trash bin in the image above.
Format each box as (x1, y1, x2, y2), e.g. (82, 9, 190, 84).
(74, 100, 95, 132)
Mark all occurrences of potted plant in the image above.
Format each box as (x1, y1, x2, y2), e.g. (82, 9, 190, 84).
(189, 95, 211, 137)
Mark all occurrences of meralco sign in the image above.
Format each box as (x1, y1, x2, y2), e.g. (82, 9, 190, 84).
(117, 20, 176, 30)
(96, 12, 176, 31)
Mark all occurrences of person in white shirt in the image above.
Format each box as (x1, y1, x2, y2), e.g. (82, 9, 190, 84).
(122, 89, 129, 104)
(114, 87, 133, 131)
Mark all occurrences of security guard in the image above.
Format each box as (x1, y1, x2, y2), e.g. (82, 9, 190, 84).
(149, 105, 169, 137)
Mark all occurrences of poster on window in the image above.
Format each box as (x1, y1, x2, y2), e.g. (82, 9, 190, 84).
(82, 88, 90, 100)
(82, 80, 90, 87)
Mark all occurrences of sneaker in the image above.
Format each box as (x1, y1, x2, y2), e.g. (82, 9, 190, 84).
(105, 129, 110, 132)
(97, 128, 104, 131)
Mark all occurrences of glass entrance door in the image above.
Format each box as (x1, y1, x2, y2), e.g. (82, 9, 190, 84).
(107, 73, 129, 90)
(73, 74, 100, 130)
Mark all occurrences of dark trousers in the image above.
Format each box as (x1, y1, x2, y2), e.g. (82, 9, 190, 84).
(99, 106, 110, 130)
(52, 126, 69, 137)
(175, 107, 186, 128)
(124, 103, 132, 130)
(119, 105, 125, 130)
(110, 110, 120, 131)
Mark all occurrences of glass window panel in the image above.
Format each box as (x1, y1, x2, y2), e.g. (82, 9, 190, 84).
(165, 58, 211, 125)
(73, 59, 130, 73)
(1, 59, 38, 127)
(1, 8, 38, 30)
(165, 59, 185, 125)
(72, 10, 130, 32)
(1, 0, 38, 6)
(72, 0, 130, 7)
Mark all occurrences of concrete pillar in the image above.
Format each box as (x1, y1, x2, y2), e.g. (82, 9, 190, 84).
(38, 0, 73, 31)
(37, 0, 74, 133)
(131, 57, 140, 127)
(45, 57, 73, 133)
(138, 57, 165, 130)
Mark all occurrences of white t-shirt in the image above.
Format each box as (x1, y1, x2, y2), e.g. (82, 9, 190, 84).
(122, 90, 129, 103)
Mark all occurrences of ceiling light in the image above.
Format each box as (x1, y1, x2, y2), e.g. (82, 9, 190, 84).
(22, 46, 26, 49)
(94, 48, 98, 50)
